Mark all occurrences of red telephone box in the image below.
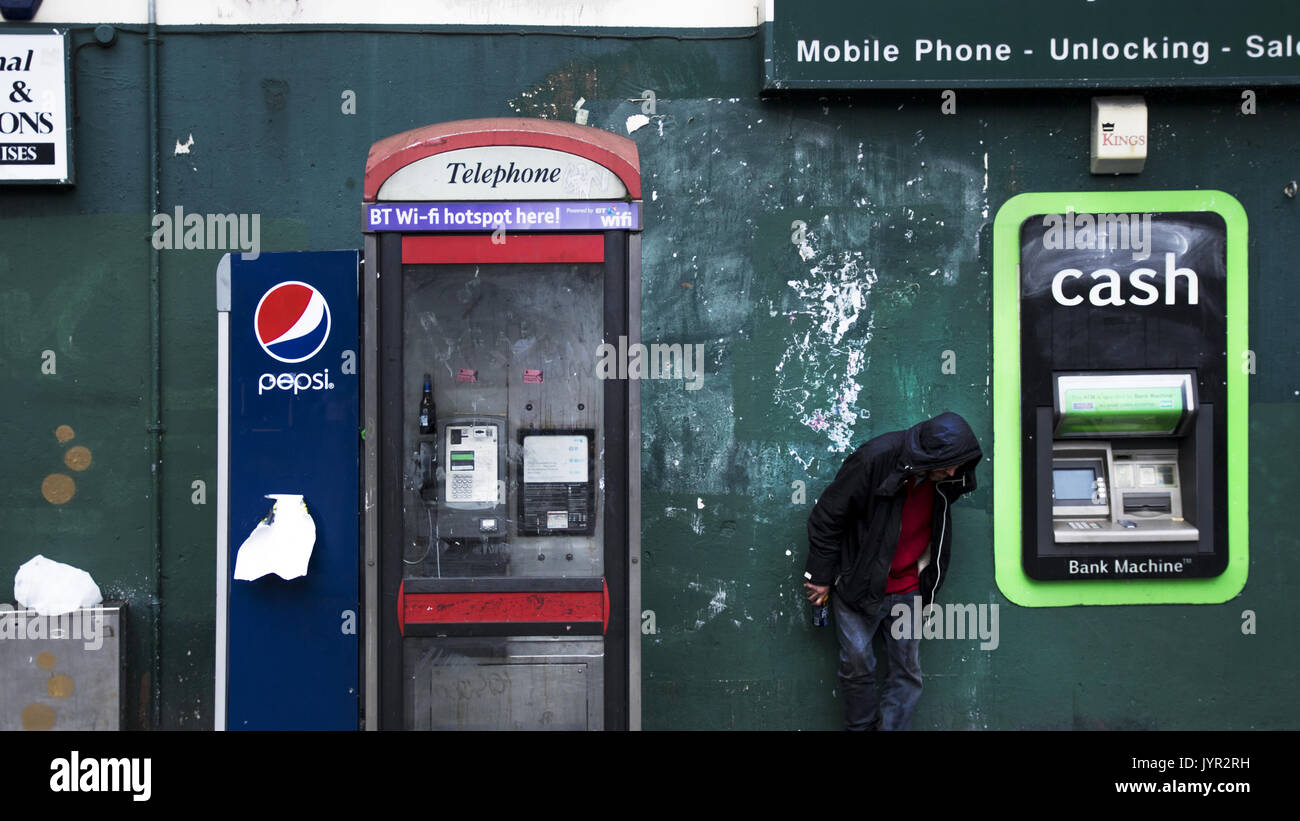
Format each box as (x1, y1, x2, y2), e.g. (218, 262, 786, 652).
(361, 119, 642, 730)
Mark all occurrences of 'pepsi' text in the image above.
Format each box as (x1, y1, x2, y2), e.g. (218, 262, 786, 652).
(258, 369, 334, 395)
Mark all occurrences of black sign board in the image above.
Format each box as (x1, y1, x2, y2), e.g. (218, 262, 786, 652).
(764, 0, 1300, 90)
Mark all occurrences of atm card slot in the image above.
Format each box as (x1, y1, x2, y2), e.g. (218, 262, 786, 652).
(1123, 493, 1172, 514)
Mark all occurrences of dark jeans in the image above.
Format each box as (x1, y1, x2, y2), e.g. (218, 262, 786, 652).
(832, 591, 923, 731)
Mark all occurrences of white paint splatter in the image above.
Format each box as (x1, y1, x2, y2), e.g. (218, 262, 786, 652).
(626, 113, 650, 133)
(174, 133, 195, 155)
(689, 579, 733, 630)
(795, 232, 816, 262)
(774, 237, 877, 452)
(982, 151, 990, 218)
(708, 588, 726, 614)
(696, 497, 705, 509)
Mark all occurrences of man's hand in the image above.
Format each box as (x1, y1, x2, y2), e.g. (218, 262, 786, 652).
(803, 582, 830, 604)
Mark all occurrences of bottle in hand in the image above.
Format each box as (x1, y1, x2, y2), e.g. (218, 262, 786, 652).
(812, 596, 829, 627)
(418, 374, 434, 435)
(805, 571, 829, 626)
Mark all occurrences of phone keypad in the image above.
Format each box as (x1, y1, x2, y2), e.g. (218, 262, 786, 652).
(451, 476, 474, 498)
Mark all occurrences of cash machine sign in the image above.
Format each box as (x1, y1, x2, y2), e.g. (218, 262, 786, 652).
(255, 281, 333, 364)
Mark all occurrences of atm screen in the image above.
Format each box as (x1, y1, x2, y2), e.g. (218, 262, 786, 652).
(1053, 468, 1096, 501)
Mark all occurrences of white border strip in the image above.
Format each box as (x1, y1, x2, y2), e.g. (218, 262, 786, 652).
(26, 0, 761, 27)
(214, 254, 230, 731)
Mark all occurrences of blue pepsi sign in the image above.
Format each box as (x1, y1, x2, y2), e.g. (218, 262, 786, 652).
(221, 251, 359, 730)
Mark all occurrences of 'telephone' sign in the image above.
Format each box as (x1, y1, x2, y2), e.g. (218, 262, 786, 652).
(375, 145, 628, 201)
(0, 32, 71, 185)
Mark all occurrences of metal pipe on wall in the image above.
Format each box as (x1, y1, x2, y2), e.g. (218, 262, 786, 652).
(145, 0, 163, 731)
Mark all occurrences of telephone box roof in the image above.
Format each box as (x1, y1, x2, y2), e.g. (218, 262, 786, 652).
(364, 117, 641, 202)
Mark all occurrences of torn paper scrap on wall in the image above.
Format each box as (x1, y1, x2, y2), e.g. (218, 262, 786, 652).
(13, 555, 104, 617)
(233, 494, 317, 581)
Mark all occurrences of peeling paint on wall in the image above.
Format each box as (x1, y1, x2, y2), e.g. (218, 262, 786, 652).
(774, 235, 876, 452)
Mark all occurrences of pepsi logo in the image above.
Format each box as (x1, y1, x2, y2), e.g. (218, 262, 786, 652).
(254, 281, 331, 363)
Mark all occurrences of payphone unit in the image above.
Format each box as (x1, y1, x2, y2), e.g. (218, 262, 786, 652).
(436, 416, 505, 537)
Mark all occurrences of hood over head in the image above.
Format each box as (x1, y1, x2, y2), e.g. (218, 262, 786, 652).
(900, 411, 982, 471)
(878, 412, 983, 494)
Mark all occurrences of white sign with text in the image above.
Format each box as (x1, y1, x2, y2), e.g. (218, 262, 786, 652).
(376, 145, 626, 201)
(0, 32, 70, 184)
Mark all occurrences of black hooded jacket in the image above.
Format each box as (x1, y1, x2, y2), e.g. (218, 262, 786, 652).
(804, 412, 983, 619)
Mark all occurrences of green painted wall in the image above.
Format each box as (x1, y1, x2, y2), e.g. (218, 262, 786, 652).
(0, 24, 1295, 729)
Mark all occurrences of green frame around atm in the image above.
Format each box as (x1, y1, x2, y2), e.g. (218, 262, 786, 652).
(993, 190, 1248, 606)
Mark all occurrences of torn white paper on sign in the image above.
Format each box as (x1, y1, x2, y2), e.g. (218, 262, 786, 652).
(14, 555, 103, 617)
(233, 494, 317, 581)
